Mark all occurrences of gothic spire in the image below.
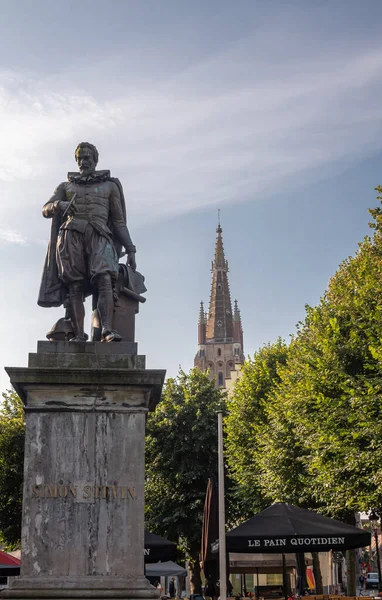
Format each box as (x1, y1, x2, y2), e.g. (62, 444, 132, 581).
(206, 217, 233, 341)
(233, 299, 244, 350)
(234, 299, 244, 322)
(199, 301, 206, 323)
(194, 214, 245, 387)
(212, 213, 228, 271)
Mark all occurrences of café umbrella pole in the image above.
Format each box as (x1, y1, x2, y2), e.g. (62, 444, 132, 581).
(256, 567, 259, 600)
(218, 411, 227, 600)
(282, 553, 287, 600)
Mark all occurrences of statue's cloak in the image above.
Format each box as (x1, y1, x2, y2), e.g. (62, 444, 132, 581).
(37, 174, 127, 308)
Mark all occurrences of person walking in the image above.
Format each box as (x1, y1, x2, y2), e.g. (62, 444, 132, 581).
(204, 578, 216, 600)
(169, 577, 176, 598)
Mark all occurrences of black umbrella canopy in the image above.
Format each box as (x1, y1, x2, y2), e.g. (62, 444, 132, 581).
(144, 530, 177, 563)
(226, 503, 371, 554)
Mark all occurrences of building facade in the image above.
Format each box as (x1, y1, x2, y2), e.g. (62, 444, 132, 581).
(194, 221, 244, 387)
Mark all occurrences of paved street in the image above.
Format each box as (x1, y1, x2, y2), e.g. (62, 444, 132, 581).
(356, 588, 380, 597)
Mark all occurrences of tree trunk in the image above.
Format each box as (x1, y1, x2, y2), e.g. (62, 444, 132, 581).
(188, 551, 202, 594)
(342, 511, 357, 596)
(346, 549, 356, 596)
(312, 552, 323, 594)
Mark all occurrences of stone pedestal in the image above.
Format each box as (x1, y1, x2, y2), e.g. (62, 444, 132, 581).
(3, 342, 165, 599)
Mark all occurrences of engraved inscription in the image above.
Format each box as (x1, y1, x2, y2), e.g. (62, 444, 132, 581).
(31, 484, 136, 500)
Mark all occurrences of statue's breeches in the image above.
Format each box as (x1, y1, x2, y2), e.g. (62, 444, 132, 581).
(56, 224, 119, 285)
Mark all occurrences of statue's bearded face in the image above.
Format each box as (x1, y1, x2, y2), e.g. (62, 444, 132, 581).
(76, 147, 97, 175)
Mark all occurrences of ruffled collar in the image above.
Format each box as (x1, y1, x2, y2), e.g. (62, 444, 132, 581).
(67, 170, 111, 184)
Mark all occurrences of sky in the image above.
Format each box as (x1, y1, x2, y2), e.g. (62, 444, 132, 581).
(1, 0, 382, 391)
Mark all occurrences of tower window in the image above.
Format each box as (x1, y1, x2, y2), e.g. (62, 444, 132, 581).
(217, 348, 221, 356)
(200, 349, 205, 358)
(218, 372, 224, 387)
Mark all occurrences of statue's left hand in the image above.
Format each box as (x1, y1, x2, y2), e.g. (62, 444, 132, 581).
(127, 252, 136, 272)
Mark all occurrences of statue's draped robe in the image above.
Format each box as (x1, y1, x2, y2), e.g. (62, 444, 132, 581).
(38, 172, 129, 308)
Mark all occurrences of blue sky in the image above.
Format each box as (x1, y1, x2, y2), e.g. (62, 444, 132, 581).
(1, 0, 382, 391)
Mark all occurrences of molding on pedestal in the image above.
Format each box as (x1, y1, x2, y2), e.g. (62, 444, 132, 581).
(5, 367, 165, 413)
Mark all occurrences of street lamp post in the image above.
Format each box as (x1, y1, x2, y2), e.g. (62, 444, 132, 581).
(369, 511, 382, 594)
(218, 410, 227, 600)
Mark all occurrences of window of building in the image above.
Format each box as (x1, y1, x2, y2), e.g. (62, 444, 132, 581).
(218, 372, 224, 387)
(244, 575, 254, 591)
(199, 349, 205, 357)
(266, 574, 282, 586)
(217, 348, 221, 356)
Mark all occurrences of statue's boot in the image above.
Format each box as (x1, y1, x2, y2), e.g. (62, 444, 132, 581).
(97, 274, 122, 342)
(68, 283, 86, 342)
(102, 329, 122, 342)
(70, 336, 87, 343)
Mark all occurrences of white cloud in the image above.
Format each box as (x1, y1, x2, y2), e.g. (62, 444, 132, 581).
(1, 30, 382, 236)
(0, 228, 28, 245)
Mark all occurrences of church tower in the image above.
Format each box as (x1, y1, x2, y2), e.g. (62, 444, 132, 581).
(194, 218, 245, 387)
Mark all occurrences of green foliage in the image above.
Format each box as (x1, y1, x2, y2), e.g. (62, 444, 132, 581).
(0, 390, 25, 549)
(225, 339, 289, 516)
(256, 361, 314, 508)
(225, 190, 382, 518)
(274, 223, 382, 515)
(145, 368, 222, 557)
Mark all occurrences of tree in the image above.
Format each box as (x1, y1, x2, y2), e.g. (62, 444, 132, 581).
(145, 368, 222, 593)
(265, 233, 382, 516)
(225, 192, 382, 594)
(254, 191, 382, 594)
(241, 190, 382, 517)
(224, 339, 289, 516)
(0, 390, 25, 549)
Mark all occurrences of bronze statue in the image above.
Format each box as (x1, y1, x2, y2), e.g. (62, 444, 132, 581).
(38, 142, 137, 342)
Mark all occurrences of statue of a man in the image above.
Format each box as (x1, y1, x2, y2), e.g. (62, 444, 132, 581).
(38, 142, 137, 342)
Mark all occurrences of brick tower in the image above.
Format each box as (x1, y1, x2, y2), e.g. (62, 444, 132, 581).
(194, 218, 244, 387)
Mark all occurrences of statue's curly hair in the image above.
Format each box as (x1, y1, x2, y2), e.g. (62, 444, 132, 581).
(75, 142, 99, 165)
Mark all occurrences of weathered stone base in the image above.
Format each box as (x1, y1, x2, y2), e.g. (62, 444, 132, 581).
(2, 576, 159, 599)
(2, 341, 165, 600)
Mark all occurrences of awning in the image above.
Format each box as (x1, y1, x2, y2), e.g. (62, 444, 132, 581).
(223, 503, 371, 554)
(0, 550, 21, 577)
(144, 530, 177, 563)
(146, 560, 187, 578)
